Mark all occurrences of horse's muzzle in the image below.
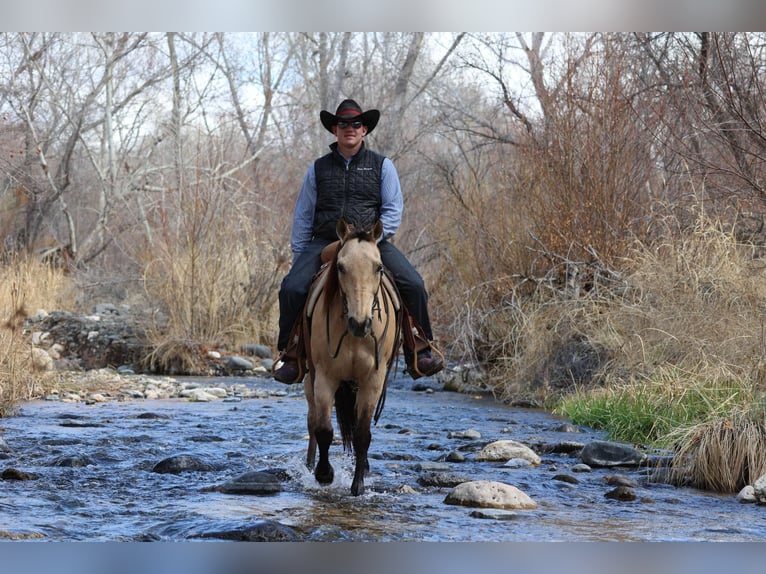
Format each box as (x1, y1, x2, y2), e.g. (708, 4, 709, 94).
(347, 316, 372, 338)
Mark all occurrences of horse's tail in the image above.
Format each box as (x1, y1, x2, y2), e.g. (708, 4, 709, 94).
(335, 381, 356, 453)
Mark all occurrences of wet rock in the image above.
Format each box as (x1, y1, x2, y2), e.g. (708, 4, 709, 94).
(503, 458, 533, 469)
(417, 471, 470, 488)
(152, 454, 217, 474)
(0, 438, 12, 453)
(445, 451, 465, 463)
(414, 462, 451, 472)
(195, 519, 300, 541)
(552, 473, 580, 485)
(209, 471, 282, 495)
(475, 440, 541, 465)
(605, 486, 637, 501)
(448, 429, 482, 440)
(572, 463, 592, 472)
(544, 441, 585, 454)
(604, 474, 639, 488)
(2, 468, 38, 480)
(51, 455, 96, 467)
(468, 509, 525, 520)
(553, 423, 581, 433)
(187, 435, 225, 443)
(580, 440, 647, 467)
(135, 412, 171, 419)
(444, 480, 537, 510)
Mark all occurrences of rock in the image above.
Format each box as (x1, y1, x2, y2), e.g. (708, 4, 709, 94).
(152, 454, 217, 474)
(240, 344, 272, 359)
(448, 429, 482, 439)
(580, 440, 647, 467)
(753, 473, 766, 504)
(224, 355, 253, 372)
(195, 520, 300, 542)
(604, 474, 639, 488)
(572, 463, 592, 472)
(0, 438, 12, 453)
(444, 480, 537, 510)
(31, 347, 55, 372)
(552, 473, 580, 484)
(503, 458, 533, 469)
(605, 486, 637, 501)
(737, 485, 756, 503)
(51, 455, 96, 467)
(210, 471, 282, 495)
(417, 471, 470, 488)
(445, 451, 465, 463)
(2, 468, 38, 480)
(545, 441, 585, 454)
(475, 440, 541, 465)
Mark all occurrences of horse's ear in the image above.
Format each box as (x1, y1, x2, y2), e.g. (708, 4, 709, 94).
(372, 220, 383, 242)
(336, 218, 349, 241)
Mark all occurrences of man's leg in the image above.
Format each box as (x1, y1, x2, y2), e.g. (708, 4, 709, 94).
(275, 240, 329, 382)
(378, 241, 443, 378)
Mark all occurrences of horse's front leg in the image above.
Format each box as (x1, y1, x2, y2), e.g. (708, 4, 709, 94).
(313, 377, 336, 485)
(350, 398, 375, 496)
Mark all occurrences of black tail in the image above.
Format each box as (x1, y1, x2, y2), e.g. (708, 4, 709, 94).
(335, 381, 356, 453)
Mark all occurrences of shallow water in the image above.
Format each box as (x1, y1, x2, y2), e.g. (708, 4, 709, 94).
(0, 374, 763, 541)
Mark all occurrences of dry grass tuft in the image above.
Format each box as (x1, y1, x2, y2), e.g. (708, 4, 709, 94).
(1, 257, 74, 415)
(665, 407, 766, 492)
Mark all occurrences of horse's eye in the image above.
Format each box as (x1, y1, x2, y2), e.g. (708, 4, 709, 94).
(337, 262, 346, 274)
(376, 263, 383, 274)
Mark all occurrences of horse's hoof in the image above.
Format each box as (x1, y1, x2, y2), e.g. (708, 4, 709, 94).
(351, 481, 364, 496)
(315, 465, 334, 485)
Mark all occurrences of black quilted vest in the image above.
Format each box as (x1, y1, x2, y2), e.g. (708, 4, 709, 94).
(312, 142, 385, 240)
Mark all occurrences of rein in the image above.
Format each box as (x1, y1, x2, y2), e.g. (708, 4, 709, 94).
(326, 276, 391, 371)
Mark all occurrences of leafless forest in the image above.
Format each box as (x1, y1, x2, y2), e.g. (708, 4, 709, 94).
(3, 32, 766, 383)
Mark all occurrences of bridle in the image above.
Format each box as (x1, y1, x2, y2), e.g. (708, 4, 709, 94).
(325, 248, 394, 372)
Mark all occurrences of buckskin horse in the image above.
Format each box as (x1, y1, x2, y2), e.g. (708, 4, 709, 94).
(303, 218, 401, 496)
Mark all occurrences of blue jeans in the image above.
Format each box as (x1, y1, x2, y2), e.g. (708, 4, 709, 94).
(277, 239, 433, 350)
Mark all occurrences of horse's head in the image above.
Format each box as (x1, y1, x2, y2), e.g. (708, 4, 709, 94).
(334, 218, 384, 338)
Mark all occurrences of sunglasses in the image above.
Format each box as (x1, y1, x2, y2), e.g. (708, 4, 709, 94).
(336, 120, 363, 129)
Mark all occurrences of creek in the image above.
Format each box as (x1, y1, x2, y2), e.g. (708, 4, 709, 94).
(0, 373, 763, 542)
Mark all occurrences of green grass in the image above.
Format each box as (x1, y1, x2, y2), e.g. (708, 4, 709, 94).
(555, 368, 766, 447)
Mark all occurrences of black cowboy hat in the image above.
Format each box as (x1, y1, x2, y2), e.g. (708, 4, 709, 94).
(320, 99, 380, 134)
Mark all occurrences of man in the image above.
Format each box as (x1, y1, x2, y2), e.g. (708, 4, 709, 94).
(274, 98, 444, 384)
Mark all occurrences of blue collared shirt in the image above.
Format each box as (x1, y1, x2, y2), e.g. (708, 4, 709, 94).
(290, 155, 404, 256)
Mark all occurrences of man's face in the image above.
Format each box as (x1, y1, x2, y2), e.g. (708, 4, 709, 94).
(332, 120, 368, 150)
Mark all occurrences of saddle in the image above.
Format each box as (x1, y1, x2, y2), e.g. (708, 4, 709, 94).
(275, 241, 439, 382)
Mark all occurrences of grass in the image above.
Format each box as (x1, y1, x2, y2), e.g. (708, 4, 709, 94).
(556, 366, 764, 447)
(0, 257, 74, 416)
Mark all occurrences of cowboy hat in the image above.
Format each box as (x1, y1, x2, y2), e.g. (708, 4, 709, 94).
(320, 99, 380, 134)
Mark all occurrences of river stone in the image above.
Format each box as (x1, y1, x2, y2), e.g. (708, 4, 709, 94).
(225, 356, 253, 371)
(211, 471, 282, 495)
(196, 519, 300, 542)
(737, 485, 757, 503)
(51, 455, 96, 467)
(475, 440, 541, 465)
(2, 468, 38, 480)
(417, 471, 470, 488)
(152, 454, 217, 474)
(0, 438, 11, 453)
(580, 440, 647, 467)
(753, 473, 766, 504)
(605, 486, 637, 501)
(444, 480, 537, 510)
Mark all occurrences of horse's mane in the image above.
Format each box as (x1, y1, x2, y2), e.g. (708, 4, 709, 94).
(322, 227, 377, 305)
